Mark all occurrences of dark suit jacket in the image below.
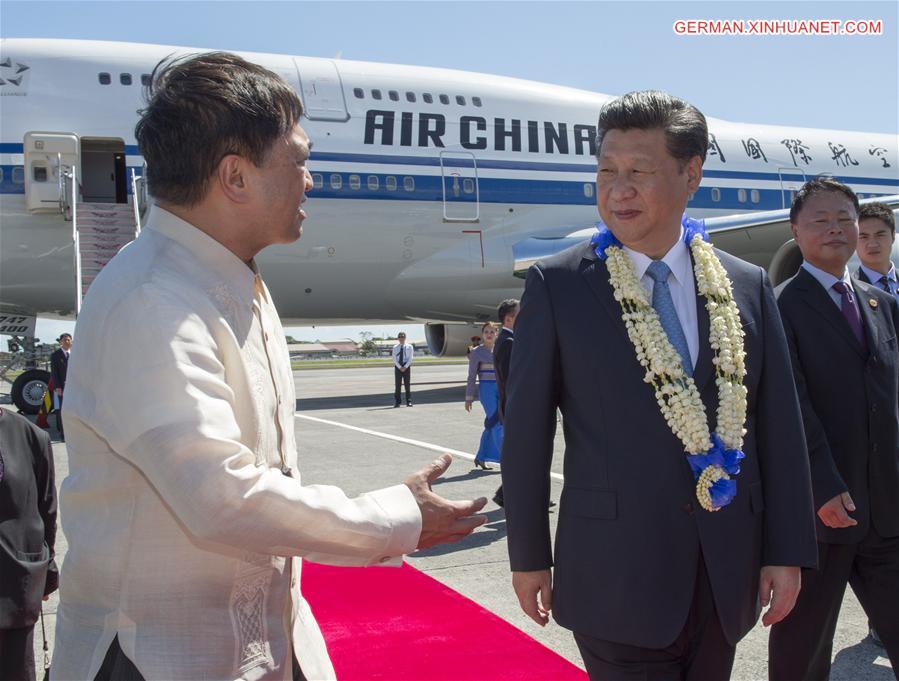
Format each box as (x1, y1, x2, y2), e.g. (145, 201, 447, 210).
(50, 348, 68, 391)
(0, 409, 58, 629)
(493, 327, 514, 422)
(501, 241, 817, 648)
(777, 268, 899, 544)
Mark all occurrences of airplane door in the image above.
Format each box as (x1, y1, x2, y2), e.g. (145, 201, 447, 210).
(440, 151, 479, 222)
(778, 167, 806, 209)
(23, 132, 79, 212)
(294, 59, 350, 122)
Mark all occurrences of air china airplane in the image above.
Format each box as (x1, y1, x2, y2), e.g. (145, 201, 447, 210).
(1, 38, 898, 409)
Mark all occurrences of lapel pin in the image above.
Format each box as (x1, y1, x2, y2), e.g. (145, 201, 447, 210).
(869, 298, 878, 309)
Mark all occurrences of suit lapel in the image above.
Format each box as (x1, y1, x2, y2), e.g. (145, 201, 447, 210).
(854, 278, 881, 353)
(581, 250, 631, 345)
(794, 268, 867, 358)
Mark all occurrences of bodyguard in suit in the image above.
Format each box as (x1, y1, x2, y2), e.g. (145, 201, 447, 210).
(490, 298, 518, 507)
(855, 202, 899, 297)
(0, 408, 58, 681)
(501, 90, 818, 680)
(49, 332, 72, 441)
(769, 180, 899, 679)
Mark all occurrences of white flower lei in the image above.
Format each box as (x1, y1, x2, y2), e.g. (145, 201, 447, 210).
(603, 234, 748, 511)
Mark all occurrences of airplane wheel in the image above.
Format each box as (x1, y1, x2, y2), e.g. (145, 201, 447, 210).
(11, 368, 50, 415)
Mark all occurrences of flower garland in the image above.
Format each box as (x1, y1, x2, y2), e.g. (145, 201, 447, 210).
(591, 215, 748, 512)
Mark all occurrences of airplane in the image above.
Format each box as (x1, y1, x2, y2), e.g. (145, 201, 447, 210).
(1, 38, 898, 413)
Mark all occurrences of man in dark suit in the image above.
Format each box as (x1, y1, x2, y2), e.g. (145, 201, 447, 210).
(769, 179, 899, 679)
(855, 202, 898, 298)
(490, 299, 518, 507)
(501, 90, 818, 680)
(49, 332, 72, 441)
(0, 408, 59, 681)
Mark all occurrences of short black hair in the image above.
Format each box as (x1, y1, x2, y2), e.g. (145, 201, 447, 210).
(135, 51, 304, 206)
(596, 90, 709, 164)
(858, 202, 896, 235)
(57, 333, 72, 341)
(497, 299, 519, 324)
(789, 178, 860, 224)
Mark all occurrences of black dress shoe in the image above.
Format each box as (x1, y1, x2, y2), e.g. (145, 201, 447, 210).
(870, 627, 884, 648)
(474, 459, 492, 471)
(492, 487, 504, 507)
(406, 401, 413, 407)
(394, 403, 400, 408)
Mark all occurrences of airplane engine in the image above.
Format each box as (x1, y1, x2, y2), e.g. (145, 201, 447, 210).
(425, 322, 485, 357)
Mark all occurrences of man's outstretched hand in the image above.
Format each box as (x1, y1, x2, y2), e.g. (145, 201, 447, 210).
(404, 454, 488, 550)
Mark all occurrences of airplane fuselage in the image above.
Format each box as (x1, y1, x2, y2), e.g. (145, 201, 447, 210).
(2, 38, 897, 326)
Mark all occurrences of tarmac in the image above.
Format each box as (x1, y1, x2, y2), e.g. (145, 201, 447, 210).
(4, 362, 893, 680)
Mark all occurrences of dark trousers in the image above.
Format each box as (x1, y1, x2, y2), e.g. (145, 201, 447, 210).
(573, 557, 736, 681)
(394, 367, 411, 404)
(769, 528, 899, 681)
(55, 393, 64, 440)
(0, 625, 36, 681)
(94, 637, 308, 680)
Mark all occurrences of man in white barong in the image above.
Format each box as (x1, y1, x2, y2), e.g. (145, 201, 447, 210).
(52, 52, 486, 681)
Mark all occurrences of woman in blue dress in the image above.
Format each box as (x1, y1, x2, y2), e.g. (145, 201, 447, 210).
(464, 322, 503, 470)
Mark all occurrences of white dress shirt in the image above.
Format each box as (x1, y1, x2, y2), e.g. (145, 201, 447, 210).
(393, 342, 413, 369)
(623, 230, 700, 367)
(53, 206, 421, 681)
(859, 263, 898, 295)
(802, 261, 855, 308)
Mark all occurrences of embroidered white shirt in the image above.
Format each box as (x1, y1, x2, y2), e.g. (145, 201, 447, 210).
(53, 206, 421, 681)
(623, 229, 700, 367)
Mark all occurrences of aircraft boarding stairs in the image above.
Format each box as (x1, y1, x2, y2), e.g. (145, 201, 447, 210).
(68, 167, 145, 314)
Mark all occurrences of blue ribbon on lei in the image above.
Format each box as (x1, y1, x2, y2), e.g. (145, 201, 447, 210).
(590, 214, 709, 261)
(687, 433, 745, 509)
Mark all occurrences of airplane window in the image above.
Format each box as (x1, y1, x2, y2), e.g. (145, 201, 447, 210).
(353, 88, 364, 99)
(583, 183, 594, 198)
(403, 176, 415, 191)
(33, 166, 48, 183)
(312, 173, 323, 189)
(141, 74, 152, 87)
(405, 92, 416, 103)
(98, 72, 111, 85)
(463, 178, 475, 194)
(330, 173, 342, 190)
(386, 176, 397, 191)
(456, 95, 466, 106)
(120, 73, 133, 86)
(349, 174, 361, 190)
(711, 187, 721, 202)
(388, 90, 399, 101)
(371, 89, 382, 100)
(439, 94, 450, 105)
(737, 188, 747, 203)
(423, 93, 433, 104)
(472, 96, 483, 107)
(367, 175, 379, 190)
(750, 189, 760, 204)
(12, 166, 25, 184)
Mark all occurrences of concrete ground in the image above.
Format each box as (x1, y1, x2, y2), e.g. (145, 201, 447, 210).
(5, 363, 893, 680)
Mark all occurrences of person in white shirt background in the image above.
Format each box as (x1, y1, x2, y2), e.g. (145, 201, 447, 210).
(855, 202, 899, 298)
(392, 332, 414, 407)
(52, 51, 486, 681)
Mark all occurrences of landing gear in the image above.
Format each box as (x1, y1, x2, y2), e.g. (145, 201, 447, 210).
(11, 368, 50, 414)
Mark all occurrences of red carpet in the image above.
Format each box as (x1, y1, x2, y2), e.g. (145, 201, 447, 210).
(302, 561, 586, 680)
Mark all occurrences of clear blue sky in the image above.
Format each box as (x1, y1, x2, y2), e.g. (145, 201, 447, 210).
(4, 0, 897, 342)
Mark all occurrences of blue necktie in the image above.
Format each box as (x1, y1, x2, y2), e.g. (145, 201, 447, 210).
(647, 260, 693, 377)
(878, 274, 898, 298)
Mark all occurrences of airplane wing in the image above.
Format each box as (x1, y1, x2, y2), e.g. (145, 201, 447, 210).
(513, 195, 899, 286)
